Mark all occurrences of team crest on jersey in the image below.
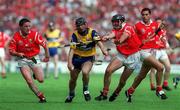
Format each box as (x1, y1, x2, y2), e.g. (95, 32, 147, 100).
(141, 28, 145, 34)
(18, 40, 23, 45)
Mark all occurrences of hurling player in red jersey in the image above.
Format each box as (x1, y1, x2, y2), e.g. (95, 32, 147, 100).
(149, 18, 172, 91)
(8, 18, 49, 103)
(125, 8, 167, 102)
(95, 14, 142, 101)
(0, 31, 10, 78)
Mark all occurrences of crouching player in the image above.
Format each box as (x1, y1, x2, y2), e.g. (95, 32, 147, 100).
(8, 18, 50, 103)
(65, 17, 108, 103)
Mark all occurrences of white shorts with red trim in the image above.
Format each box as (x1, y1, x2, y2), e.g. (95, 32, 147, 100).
(116, 51, 140, 69)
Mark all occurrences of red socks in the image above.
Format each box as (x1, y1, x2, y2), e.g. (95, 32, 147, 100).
(127, 87, 135, 94)
(163, 80, 168, 87)
(103, 87, 109, 96)
(156, 86, 162, 92)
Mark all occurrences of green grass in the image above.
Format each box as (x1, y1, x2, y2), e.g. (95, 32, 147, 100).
(0, 73, 180, 110)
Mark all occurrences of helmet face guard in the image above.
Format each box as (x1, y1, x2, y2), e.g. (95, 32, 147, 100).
(111, 14, 125, 29)
(112, 20, 121, 29)
(75, 17, 88, 35)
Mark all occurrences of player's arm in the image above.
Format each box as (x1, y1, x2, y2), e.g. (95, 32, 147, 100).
(101, 32, 115, 41)
(97, 41, 108, 56)
(57, 31, 64, 43)
(114, 32, 129, 45)
(8, 38, 25, 57)
(4, 34, 11, 51)
(92, 31, 108, 56)
(35, 33, 50, 61)
(43, 43, 50, 60)
(67, 41, 75, 71)
(67, 48, 74, 71)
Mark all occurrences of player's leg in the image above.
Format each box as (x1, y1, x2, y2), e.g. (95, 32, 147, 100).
(0, 48, 6, 78)
(65, 55, 83, 103)
(30, 64, 47, 102)
(109, 51, 140, 102)
(65, 69, 81, 103)
(81, 61, 93, 101)
(109, 66, 133, 102)
(53, 54, 59, 79)
(95, 57, 123, 101)
(44, 62, 49, 78)
(173, 75, 180, 88)
(142, 51, 165, 98)
(126, 55, 166, 102)
(125, 61, 151, 102)
(159, 52, 171, 90)
(0, 57, 6, 78)
(149, 68, 156, 90)
(20, 65, 45, 102)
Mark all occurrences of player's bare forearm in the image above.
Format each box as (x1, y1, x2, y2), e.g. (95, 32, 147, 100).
(97, 41, 108, 56)
(67, 48, 74, 71)
(102, 32, 115, 41)
(9, 49, 24, 57)
(44, 46, 50, 58)
(68, 48, 74, 64)
(115, 32, 129, 45)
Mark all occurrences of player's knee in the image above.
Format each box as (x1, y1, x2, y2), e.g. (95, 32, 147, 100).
(157, 65, 164, 73)
(165, 66, 171, 73)
(70, 77, 77, 83)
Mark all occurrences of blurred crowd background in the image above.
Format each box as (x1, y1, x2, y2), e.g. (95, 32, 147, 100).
(0, 0, 180, 64)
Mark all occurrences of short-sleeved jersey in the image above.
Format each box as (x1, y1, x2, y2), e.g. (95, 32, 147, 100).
(112, 23, 141, 56)
(9, 30, 46, 57)
(71, 28, 98, 57)
(45, 29, 61, 48)
(135, 20, 159, 49)
(0, 32, 10, 48)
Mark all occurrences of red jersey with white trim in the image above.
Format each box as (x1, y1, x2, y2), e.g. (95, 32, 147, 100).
(9, 30, 46, 57)
(0, 32, 10, 48)
(156, 29, 167, 49)
(112, 23, 141, 56)
(135, 20, 159, 49)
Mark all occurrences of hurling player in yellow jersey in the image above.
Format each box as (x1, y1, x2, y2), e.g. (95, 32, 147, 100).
(44, 22, 64, 79)
(65, 17, 108, 103)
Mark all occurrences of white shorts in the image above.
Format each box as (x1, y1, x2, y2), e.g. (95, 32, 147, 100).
(139, 49, 153, 61)
(16, 55, 41, 68)
(153, 49, 168, 61)
(0, 48, 5, 58)
(116, 51, 140, 69)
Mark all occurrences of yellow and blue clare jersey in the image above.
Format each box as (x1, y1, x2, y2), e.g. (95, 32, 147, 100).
(45, 29, 61, 48)
(71, 28, 99, 57)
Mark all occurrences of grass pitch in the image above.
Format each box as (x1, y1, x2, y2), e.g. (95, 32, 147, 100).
(0, 73, 180, 110)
